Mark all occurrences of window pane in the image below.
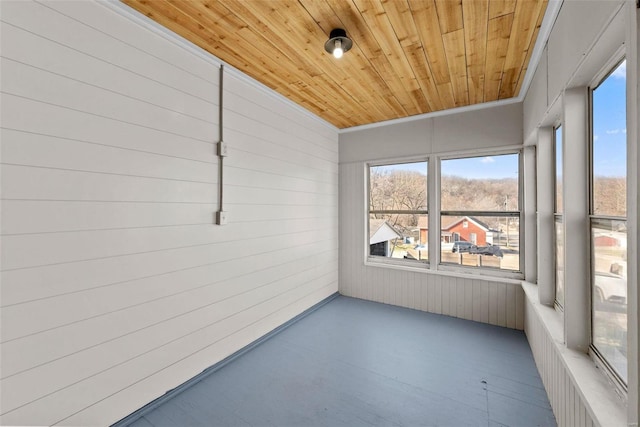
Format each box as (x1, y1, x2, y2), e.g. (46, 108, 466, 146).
(369, 214, 428, 262)
(555, 216, 564, 307)
(592, 219, 627, 382)
(592, 60, 626, 217)
(555, 126, 563, 213)
(441, 154, 519, 211)
(440, 215, 519, 271)
(370, 162, 427, 211)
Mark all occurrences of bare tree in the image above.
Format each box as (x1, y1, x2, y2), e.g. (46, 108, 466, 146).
(370, 170, 426, 230)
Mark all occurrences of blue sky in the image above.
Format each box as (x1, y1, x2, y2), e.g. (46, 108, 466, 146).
(373, 155, 519, 180)
(442, 154, 518, 179)
(372, 161, 427, 176)
(593, 60, 626, 178)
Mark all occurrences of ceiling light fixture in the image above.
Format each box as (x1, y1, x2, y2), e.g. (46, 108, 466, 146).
(324, 28, 352, 59)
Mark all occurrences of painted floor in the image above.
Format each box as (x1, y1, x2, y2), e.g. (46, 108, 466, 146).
(125, 296, 556, 427)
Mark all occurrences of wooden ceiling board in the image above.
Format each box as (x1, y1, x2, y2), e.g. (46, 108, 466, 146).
(489, 0, 517, 19)
(123, 0, 548, 129)
(381, 0, 443, 111)
(484, 13, 514, 102)
(352, 0, 428, 114)
(434, 0, 464, 34)
(463, 0, 489, 105)
(498, 0, 545, 99)
(443, 28, 469, 107)
(407, 0, 452, 86)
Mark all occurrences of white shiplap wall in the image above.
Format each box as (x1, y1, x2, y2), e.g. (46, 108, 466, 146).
(524, 293, 596, 427)
(339, 101, 526, 330)
(0, 1, 338, 425)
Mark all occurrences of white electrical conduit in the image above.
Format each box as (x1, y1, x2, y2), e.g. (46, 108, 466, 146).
(216, 64, 227, 225)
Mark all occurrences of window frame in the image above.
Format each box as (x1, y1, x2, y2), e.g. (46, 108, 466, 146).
(553, 123, 565, 310)
(366, 157, 430, 268)
(588, 55, 627, 391)
(437, 149, 524, 279)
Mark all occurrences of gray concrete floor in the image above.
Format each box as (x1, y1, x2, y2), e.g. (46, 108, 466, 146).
(125, 296, 556, 427)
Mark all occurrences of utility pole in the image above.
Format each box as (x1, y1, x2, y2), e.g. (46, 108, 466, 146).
(504, 195, 510, 248)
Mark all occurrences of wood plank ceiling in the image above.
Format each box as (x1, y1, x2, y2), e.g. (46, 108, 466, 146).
(123, 0, 548, 129)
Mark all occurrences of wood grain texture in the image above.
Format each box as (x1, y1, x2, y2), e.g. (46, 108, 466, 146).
(122, 0, 548, 128)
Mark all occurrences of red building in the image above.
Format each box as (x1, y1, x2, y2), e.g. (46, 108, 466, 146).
(418, 216, 493, 246)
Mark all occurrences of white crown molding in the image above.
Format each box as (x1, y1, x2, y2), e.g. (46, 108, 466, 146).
(100, 0, 339, 133)
(339, 97, 522, 133)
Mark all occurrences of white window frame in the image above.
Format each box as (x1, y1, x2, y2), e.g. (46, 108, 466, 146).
(553, 123, 565, 311)
(366, 157, 429, 269)
(437, 149, 524, 279)
(588, 53, 628, 393)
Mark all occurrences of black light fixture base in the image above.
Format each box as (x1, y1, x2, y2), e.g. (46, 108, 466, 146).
(324, 28, 353, 55)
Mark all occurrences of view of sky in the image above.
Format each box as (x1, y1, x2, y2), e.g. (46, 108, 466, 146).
(372, 161, 427, 175)
(593, 60, 626, 178)
(373, 155, 519, 180)
(441, 154, 519, 180)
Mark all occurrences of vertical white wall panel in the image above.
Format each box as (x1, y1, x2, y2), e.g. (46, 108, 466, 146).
(0, 1, 338, 425)
(340, 103, 522, 163)
(523, 46, 549, 141)
(546, 1, 622, 101)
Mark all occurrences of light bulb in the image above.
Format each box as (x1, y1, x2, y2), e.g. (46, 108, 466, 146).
(333, 39, 343, 59)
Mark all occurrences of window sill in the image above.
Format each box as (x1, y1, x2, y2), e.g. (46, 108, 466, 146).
(365, 257, 523, 286)
(365, 257, 430, 272)
(521, 282, 627, 427)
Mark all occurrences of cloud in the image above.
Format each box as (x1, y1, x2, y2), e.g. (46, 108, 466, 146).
(480, 157, 495, 164)
(605, 129, 626, 135)
(611, 60, 626, 79)
(594, 135, 599, 141)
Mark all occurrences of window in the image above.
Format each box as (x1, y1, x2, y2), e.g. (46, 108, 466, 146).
(440, 153, 520, 272)
(590, 59, 626, 384)
(368, 161, 428, 263)
(554, 125, 564, 308)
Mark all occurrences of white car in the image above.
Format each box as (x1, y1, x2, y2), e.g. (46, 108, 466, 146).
(594, 272, 626, 304)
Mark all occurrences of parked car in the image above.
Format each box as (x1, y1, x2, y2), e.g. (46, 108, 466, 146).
(469, 244, 504, 258)
(594, 272, 626, 304)
(452, 241, 474, 253)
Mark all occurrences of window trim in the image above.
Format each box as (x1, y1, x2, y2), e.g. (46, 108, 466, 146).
(553, 123, 565, 310)
(437, 150, 524, 279)
(366, 158, 429, 268)
(587, 54, 627, 389)
(365, 148, 525, 280)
